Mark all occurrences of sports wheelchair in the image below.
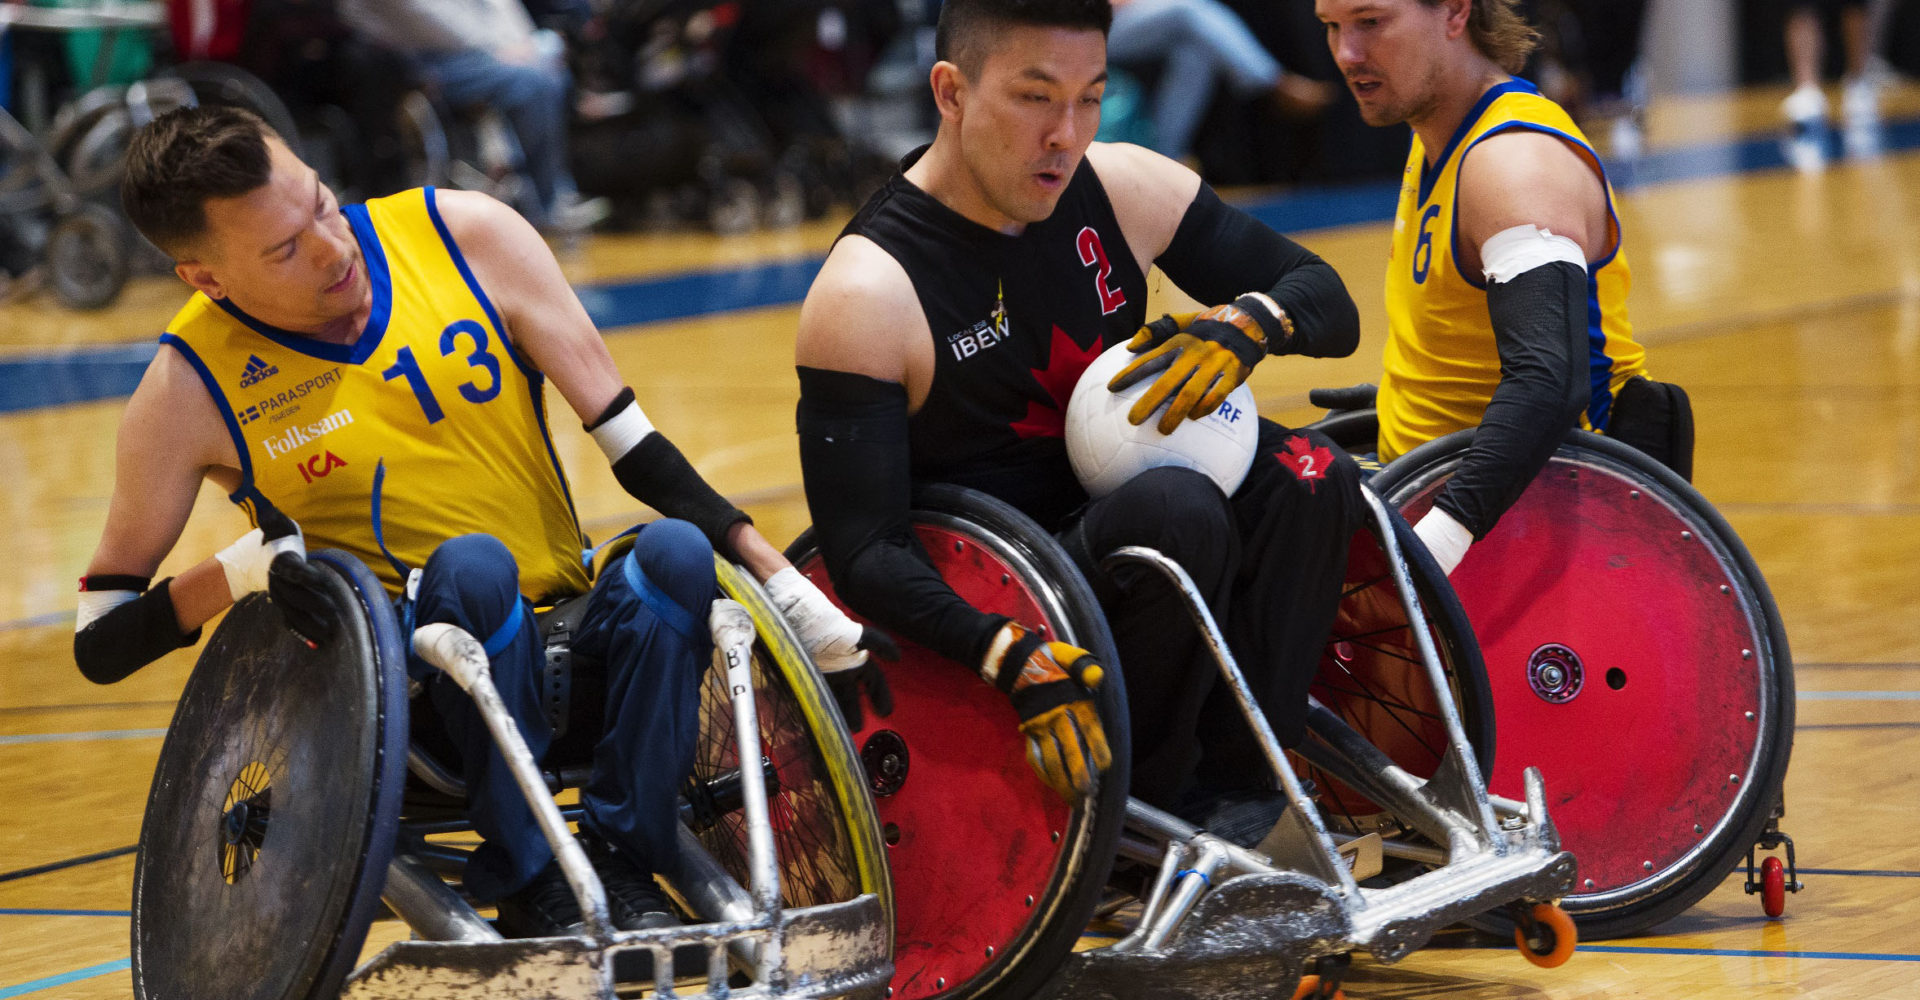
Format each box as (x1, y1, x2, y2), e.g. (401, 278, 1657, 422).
(130, 549, 893, 1000)
(787, 484, 1579, 1000)
(1310, 400, 1799, 936)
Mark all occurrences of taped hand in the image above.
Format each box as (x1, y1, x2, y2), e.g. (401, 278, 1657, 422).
(218, 499, 337, 648)
(764, 567, 899, 729)
(983, 622, 1112, 800)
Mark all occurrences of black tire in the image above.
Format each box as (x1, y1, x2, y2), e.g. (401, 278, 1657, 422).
(134, 551, 409, 1000)
(1373, 429, 1794, 938)
(786, 484, 1132, 1000)
(47, 205, 130, 310)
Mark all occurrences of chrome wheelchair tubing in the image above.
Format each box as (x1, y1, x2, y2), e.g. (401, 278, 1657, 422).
(412, 623, 617, 940)
(383, 852, 501, 944)
(712, 598, 786, 987)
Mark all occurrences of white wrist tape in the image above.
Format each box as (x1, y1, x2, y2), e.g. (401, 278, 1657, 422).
(764, 567, 868, 671)
(76, 589, 139, 632)
(1480, 225, 1587, 284)
(589, 398, 657, 464)
(1413, 507, 1474, 577)
(216, 527, 305, 602)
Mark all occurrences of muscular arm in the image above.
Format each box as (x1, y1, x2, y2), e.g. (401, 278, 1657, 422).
(1437, 130, 1612, 537)
(793, 237, 1005, 665)
(1088, 141, 1359, 357)
(437, 189, 784, 576)
(76, 348, 241, 680)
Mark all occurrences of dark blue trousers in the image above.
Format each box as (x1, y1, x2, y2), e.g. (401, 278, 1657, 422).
(408, 521, 715, 901)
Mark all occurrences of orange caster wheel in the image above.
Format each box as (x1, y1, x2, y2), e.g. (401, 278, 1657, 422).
(1291, 974, 1347, 1000)
(1514, 903, 1578, 968)
(1760, 856, 1787, 918)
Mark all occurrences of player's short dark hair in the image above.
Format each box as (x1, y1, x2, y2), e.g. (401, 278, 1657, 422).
(1422, 0, 1539, 74)
(121, 105, 281, 258)
(935, 0, 1112, 76)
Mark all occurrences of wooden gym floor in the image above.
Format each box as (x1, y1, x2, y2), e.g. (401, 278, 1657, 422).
(4, 82, 1920, 997)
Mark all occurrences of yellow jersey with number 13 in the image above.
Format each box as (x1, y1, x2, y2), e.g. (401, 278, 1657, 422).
(160, 187, 592, 601)
(1378, 78, 1646, 462)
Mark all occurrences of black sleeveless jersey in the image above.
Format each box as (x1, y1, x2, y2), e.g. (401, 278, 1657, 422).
(840, 149, 1150, 529)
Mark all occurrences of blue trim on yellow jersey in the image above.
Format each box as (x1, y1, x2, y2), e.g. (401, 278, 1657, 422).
(206, 207, 394, 365)
(157, 333, 256, 502)
(422, 186, 585, 546)
(1419, 78, 1536, 206)
(1450, 120, 1623, 291)
(1585, 274, 1613, 429)
(422, 187, 536, 378)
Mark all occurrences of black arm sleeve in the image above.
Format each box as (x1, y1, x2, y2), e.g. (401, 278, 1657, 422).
(73, 578, 202, 685)
(591, 388, 752, 560)
(796, 366, 1006, 667)
(1153, 183, 1360, 358)
(1432, 260, 1592, 538)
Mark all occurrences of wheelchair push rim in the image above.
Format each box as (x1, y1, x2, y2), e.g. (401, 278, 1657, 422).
(788, 484, 1131, 1000)
(1375, 429, 1794, 937)
(695, 557, 894, 930)
(133, 550, 409, 1000)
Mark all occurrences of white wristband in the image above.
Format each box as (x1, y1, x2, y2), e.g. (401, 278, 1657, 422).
(216, 527, 305, 601)
(764, 567, 869, 671)
(589, 398, 657, 464)
(1413, 507, 1474, 577)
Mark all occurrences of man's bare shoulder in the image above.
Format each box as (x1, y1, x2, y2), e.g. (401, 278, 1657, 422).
(1455, 129, 1608, 254)
(1083, 142, 1200, 265)
(431, 188, 536, 252)
(796, 235, 924, 379)
(131, 341, 232, 466)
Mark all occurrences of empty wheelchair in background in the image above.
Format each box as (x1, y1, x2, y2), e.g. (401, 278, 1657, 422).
(788, 484, 1580, 1000)
(1309, 396, 1798, 936)
(131, 549, 892, 1000)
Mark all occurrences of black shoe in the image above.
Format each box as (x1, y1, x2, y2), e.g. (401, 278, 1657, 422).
(496, 860, 587, 938)
(580, 830, 680, 932)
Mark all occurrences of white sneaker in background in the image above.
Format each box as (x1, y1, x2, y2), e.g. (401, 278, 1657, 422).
(1608, 115, 1644, 161)
(540, 193, 611, 237)
(1781, 85, 1830, 131)
(1841, 75, 1880, 130)
(1780, 86, 1830, 173)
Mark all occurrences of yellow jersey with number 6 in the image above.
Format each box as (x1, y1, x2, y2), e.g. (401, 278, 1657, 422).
(161, 187, 591, 601)
(1378, 78, 1646, 462)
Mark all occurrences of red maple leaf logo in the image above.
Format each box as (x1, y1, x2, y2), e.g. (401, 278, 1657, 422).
(1276, 435, 1335, 490)
(1010, 325, 1104, 440)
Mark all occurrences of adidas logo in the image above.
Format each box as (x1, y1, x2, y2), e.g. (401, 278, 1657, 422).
(239, 354, 280, 388)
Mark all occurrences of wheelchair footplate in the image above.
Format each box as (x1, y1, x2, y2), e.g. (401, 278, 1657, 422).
(1057, 488, 1578, 999)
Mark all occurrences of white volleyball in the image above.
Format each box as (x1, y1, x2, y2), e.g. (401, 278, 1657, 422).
(1065, 342, 1259, 499)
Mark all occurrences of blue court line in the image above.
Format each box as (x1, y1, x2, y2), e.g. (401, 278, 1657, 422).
(0, 908, 131, 917)
(1577, 944, 1920, 963)
(1799, 868, 1920, 877)
(2, 111, 1919, 417)
(1797, 690, 1920, 701)
(0, 728, 166, 746)
(0, 958, 130, 999)
(1799, 721, 1920, 731)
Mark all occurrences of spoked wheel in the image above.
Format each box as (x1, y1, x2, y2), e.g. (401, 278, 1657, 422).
(691, 557, 892, 923)
(162, 62, 305, 157)
(787, 484, 1132, 1000)
(47, 205, 130, 310)
(1374, 430, 1793, 938)
(1301, 498, 1494, 848)
(133, 551, 408, 1000)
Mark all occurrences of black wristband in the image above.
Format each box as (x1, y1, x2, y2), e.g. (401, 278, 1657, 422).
(73, 577, 201, 685)
(1009, 678, 1084, 720)
(585, 386, 636, 432)
(994, 628, 1048, 694)
(610, 433, 751, 561)
(1208, 301, 1271, 370)
(1231, 294, 1293, 355)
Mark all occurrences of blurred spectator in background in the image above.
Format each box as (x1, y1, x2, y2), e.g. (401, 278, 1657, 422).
(340, 0, 608, 232)
(1782, 0, 1881, 165)
(1107, 0, 1333, 163)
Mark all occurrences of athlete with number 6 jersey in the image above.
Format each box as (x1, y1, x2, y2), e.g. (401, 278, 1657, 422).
(1317, 0, 1690, 575)
(74, 106, 890, 939)
(794, 0, 1366, 837)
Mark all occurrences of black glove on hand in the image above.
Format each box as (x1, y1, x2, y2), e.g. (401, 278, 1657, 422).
(268, 551, 339, 649)
(824, 626, 898, 730)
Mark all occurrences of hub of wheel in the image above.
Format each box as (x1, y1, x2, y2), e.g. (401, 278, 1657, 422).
(861, 730, 909, 797)
(1526, 644, 1585, 704)
(219, 761, 273, 884)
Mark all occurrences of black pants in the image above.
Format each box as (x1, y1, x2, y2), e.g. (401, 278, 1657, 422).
(1059, 420, 1362, 808)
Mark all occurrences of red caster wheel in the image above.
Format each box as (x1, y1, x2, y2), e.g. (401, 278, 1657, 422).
(1760, 855, 1787, 918)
